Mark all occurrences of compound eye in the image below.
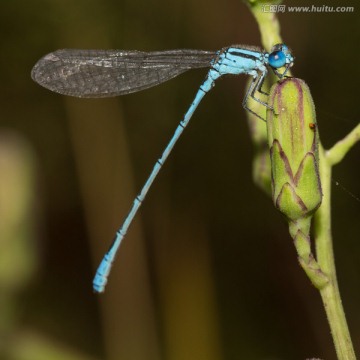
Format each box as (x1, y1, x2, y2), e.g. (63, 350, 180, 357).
(268, 50, 286, 68)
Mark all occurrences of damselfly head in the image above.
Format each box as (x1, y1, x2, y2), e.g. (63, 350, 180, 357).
(268, 43, 294, 69)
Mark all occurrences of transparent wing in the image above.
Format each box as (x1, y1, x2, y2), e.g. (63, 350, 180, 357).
(31, 49, 216, 98)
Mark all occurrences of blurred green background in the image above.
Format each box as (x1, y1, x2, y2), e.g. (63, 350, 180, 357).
(0, 0, 359, 359)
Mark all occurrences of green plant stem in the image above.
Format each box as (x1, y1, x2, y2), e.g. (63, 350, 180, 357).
(326, 123, 360, 165)
(314, 144, 356, 360)
(249, 4, 282, 51)
(246, 2, 360, 358)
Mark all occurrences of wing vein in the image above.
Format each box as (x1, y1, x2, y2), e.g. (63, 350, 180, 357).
(32, 49, 216, 97)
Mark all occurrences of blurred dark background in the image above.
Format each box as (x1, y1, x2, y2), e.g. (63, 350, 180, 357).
(0, 0, 359, 359)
